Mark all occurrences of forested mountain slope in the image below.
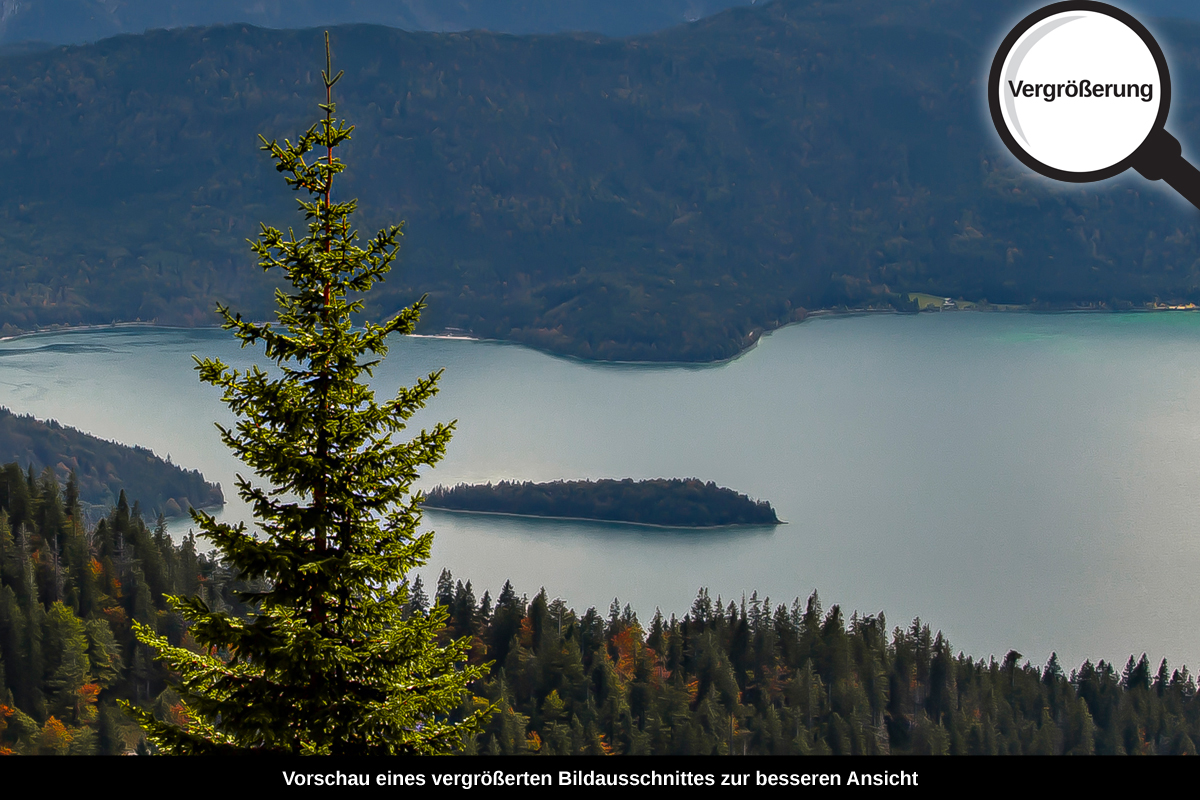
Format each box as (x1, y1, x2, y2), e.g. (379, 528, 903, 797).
(0, 408, 222, 518)
(5, 0, 1200, 360)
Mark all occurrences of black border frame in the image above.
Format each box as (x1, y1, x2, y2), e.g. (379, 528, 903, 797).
(988, 1, 1171, 182)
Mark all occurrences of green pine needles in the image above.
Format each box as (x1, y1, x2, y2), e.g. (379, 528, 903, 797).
(128, 34, 489, 754)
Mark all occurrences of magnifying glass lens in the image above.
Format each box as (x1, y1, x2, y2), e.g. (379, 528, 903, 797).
(995, 9, 1163, 177)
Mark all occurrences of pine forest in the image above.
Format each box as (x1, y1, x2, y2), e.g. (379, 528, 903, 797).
(0, 464, 1197, 755)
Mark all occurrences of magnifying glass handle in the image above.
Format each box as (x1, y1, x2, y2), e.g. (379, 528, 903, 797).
(1132, 128, 1200, 211)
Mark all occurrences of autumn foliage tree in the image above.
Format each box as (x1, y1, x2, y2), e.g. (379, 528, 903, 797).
(128, 34, 488, 754)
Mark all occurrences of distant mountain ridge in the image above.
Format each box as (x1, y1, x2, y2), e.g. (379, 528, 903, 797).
(5, 0, 1200, 360)
(2, 0, 1197, 47)
(0, 0, 755, 44)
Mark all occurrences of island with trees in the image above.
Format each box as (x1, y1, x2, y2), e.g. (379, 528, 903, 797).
(423, 478, 781, 528)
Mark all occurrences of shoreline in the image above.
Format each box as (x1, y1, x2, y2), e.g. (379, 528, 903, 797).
(3, 303, 1197, 362)
(423, 505, 785, 530)
(0, 321, 490, 345)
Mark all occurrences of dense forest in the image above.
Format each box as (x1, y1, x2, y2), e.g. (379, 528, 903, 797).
(0, 407, 223, 520)
(0, 462, 254, 754)
(7, 1, 1200, 361)
(425, 478, 780, 527)
(3, 465, 1199, 755)
(426, 572, 1200, 755)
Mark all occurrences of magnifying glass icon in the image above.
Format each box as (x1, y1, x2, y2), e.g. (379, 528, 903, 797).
(989, 1, 1200, 209)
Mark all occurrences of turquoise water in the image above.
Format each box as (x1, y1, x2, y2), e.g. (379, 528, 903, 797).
(2, 311, 1200, 671)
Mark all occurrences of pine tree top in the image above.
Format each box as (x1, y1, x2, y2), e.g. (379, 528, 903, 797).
(128, 32, 490, 755)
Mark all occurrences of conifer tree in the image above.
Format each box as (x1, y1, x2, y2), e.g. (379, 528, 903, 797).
(129, 34, 488, 754)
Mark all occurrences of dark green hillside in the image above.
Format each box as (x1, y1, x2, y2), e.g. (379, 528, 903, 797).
(0, 407, 223, 517)
(5, 1, 1200, 360)
(425, 478, 780, 526)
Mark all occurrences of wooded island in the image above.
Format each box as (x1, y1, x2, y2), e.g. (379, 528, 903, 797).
(423, 478, 781, 527)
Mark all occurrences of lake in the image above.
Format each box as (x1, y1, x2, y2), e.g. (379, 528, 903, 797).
(1, 311, 1198, 673)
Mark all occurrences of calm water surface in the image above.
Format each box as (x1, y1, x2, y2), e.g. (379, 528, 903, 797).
(2, 312, 1198, 671)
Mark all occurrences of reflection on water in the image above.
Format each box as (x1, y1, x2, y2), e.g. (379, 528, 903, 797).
(424, 508, 781, 542)
(0, 342, 113, 356)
